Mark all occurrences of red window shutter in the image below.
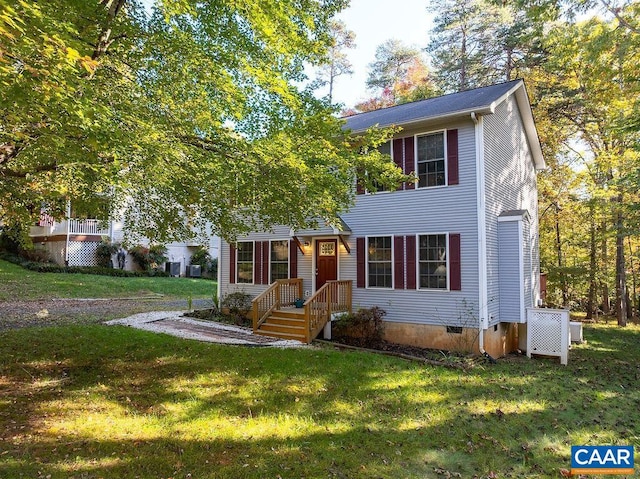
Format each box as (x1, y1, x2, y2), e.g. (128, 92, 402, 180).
(404, 136, 415, 190)
(254, 241, 262, 284)
(229, 244, 236, 284)
(447, 129, 459, 185)
(356, 237, 365, 288)
(289, 240, 297, 278)
(406, 235, 416, 289)
(394, 236, 405, 289)
(449, 233, 461, 291)
(262, 241, 269, 285)
(393, 138, 404, 191)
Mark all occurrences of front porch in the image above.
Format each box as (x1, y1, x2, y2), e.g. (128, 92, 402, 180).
(252, 278, 353, 343)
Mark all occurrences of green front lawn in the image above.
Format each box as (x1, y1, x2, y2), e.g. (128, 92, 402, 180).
(0, 259, 216, 301)
(1, 322, 638, 478)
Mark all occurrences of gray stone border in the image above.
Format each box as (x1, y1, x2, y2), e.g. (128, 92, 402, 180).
(105, 311, 310, 348)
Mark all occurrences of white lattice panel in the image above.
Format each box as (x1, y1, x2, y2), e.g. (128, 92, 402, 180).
(527, 308, 569, 365)
(67, 241, 101, 267)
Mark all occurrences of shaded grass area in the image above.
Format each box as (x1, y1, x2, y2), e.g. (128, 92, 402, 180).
(0, 259, 216, 301)
(1, 323, 639, 478)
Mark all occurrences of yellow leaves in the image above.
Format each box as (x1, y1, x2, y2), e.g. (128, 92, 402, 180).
(65, 47, 97, 74)
(79, 56, 98, 75)
(66, 46, 81, 62)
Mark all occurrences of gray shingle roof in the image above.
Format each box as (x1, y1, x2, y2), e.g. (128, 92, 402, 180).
(343, 80, 522, 132)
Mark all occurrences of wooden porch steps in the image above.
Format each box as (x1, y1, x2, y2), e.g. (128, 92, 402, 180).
(255, 309, 307, 342)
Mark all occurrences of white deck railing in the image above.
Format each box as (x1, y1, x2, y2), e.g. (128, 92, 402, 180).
(68, 219, 111, 236)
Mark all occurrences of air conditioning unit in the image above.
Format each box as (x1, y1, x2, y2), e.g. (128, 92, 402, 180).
(187, 265, 201, 278)
(165, 262, 180, 277)
(569, 321, 583, 343)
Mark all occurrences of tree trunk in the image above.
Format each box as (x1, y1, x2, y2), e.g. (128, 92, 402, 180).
(586, 205, 597, 320)
(460, 28, 467, 90)
(555, 205, 568, 306)
(614, 196, 627, 326)
(601, 221, 610, 315)
(93, 0, 127, 60)
(627, 236, 637, 318)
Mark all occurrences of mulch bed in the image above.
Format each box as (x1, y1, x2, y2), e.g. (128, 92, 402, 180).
(317, 338, 482, 370)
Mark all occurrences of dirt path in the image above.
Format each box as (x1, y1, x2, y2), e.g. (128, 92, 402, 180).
(0, 298, 212, 330)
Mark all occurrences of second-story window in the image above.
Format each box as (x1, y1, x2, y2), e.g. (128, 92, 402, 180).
(417, 132, 445, 188)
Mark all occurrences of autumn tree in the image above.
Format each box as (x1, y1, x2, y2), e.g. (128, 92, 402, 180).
(0, 0, 405, 246)
(314, 20, 356, 104)
(355, 39, 437, 112)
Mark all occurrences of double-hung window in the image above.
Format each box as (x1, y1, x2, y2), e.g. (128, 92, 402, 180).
(367, 236, 392, 288)
(236, 241, 254, 284)
(418, 234, 448, 289)
(416, 132, 446, 187)
(270, 240, 289, 282)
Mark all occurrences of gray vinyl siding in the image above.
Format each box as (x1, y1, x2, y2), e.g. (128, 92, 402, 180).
(498, 220, 522, 322)
(219, 226, 313, 299)
(219, 119, 482, 328)
(483, 96, 540, 326)
(342, 119, 481, 327)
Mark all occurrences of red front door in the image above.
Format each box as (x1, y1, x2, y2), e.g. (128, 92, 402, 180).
(316, 239, 337, 290)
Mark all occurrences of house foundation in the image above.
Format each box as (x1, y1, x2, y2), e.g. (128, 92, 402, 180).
(382, 321, 520, 358)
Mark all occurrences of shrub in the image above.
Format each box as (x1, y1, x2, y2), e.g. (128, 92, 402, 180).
(19, 247, 52, 263)
(128, 245, 150, 270)
(190, 247, 211, 269)
(148, 244, 168, 269)
(221, 291, 253, 326)
(95, 237, 119, 268)
(190, 247, 217, 278)
(128, 244, 167, 271)
(0, 251, 169, 277)
(332, 306, 386, 348)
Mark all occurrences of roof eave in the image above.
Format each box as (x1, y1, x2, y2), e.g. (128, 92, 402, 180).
(513, 82, 546, 171)
(346, 105, 495, 135)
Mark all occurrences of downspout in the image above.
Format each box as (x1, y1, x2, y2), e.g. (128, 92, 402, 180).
(471, 112, 494, 362)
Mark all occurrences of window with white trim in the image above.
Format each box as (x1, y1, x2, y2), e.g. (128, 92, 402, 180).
(236, 241, 253, 284)
(418, 234, 447, 289)
(270, 240, 289, 282)
(416, 132, 445, 187)
(367, 236, 392, 288)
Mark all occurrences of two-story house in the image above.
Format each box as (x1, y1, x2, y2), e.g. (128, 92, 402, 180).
(217, 79, 546, 357)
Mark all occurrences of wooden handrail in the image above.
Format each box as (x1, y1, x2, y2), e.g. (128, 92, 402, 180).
(303, 280, 352, 343)
(252, 278, 303, 331)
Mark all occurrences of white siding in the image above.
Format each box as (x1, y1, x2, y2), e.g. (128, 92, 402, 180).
(483, 96, 540, 326)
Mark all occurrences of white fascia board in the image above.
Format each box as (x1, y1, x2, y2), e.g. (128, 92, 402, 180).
(347, 106, 495, 135)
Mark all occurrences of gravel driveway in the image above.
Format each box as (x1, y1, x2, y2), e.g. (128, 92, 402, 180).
(0, 298, 212, 331)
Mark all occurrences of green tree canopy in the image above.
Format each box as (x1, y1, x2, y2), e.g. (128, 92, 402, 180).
(0, 0, 405, 245)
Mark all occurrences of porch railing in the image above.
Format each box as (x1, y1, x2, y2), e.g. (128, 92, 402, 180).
(252, 278, 303, 331)
(68, 219, 111, 236)
(303, 280, 352, 343)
